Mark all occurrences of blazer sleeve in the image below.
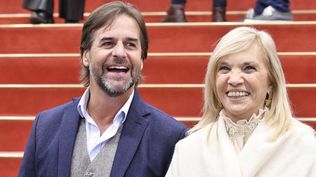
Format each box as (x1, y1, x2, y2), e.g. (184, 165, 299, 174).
(165, 143, 180, 177)
(18, 114, 40, 177)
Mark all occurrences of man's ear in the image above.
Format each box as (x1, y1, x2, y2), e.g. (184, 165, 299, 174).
(140, 60, 144, 70)
(82, 51, 89, 67)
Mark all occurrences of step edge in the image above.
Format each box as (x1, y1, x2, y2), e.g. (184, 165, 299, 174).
(1, 52, 316, 58)
(1, 116, 315, 122)
(2, 21, 316, 28)
(0, 83, 315, 89)
(0, 151, 23, 158)
(0, 116, 315, 159)
(1, 10, 316, 18)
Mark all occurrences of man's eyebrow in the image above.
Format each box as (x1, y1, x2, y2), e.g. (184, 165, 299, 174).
(100, 37, 113, 41)
(126, 37, 138, 42)
(99, 37, 138, 42)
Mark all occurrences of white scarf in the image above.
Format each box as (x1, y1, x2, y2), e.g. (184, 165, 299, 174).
(166, 116, 316, 177)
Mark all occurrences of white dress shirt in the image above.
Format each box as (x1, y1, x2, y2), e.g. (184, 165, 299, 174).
(77, 88, 134, 161)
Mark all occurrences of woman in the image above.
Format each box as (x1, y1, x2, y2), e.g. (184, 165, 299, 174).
(166, 26, 316, 177)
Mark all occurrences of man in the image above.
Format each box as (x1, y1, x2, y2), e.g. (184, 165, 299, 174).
(18, 1, 187, 177)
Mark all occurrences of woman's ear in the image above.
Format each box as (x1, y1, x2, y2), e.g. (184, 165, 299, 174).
(265, 85, 273, 107)
(268, 85, 273, 94)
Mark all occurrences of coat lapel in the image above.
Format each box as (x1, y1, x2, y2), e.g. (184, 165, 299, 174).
(239, 121, 284, 177)
(57, 98, 81, 177)
(110, 92, 150, 177)
(217, 117, 242, 177)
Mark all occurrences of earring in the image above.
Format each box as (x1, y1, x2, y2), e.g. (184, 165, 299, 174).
(217, 101, 223, 109)
(265, 92, 272, 107)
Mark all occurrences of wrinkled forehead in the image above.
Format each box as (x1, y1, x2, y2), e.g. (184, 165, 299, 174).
(218, 41, 267, 63)
(93, 14, 140, 39)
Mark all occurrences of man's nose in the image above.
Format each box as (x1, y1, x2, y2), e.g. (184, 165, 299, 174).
(112, 42, 127, 58)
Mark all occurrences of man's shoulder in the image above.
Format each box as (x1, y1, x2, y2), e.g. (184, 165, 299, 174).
(40, 97, 79, 115)
(142, 102, 188, 131)
(143, 101, 175, 120)
(35, 97, 80, 124)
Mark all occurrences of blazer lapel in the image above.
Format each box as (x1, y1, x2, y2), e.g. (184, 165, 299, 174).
(57, 98, 81, 176)
(110, 92, 150, 177)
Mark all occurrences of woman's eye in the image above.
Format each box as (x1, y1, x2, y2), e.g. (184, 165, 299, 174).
(244, 65, 256, 72)
(218, 66, 230, 73)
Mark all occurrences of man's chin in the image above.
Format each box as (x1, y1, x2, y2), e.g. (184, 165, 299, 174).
(102, 82, 134, 97)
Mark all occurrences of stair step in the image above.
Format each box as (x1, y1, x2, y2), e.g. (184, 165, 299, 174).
(0, 54, 315, 84)
(2, 113, 316, 177)
(1, 22, 316, 53)
(0, 86, 315, 117)
(0, 116, 315, 151)
(0, 156, 21, 177)
(0, 0, 315, 13)
(1, 1, 315, 176)
(0, 121, 32, 151)
(1, 10, 316, 24)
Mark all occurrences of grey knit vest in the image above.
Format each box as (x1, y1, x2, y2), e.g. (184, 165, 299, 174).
(70, 119, 122, 177)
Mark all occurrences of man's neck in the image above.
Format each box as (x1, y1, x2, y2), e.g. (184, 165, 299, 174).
(87, 86, 133, 134)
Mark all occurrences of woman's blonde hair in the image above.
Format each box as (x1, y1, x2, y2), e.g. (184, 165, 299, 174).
(189, 26, 293, 140)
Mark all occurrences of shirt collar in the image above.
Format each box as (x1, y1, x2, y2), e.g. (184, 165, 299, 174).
(77, 87, 134, 124)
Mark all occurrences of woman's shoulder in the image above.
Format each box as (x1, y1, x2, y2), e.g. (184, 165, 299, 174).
(290, 118, 316, 146)
(291, 118, 315, 135)
(176, 123, 214, 148)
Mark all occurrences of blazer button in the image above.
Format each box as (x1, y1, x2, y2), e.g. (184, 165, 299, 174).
(85, 171, 94, 177)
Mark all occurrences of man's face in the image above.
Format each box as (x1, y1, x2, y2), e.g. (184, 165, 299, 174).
(83, 14, 143, 97)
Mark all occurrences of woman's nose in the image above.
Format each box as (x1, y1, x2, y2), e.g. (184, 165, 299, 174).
(228, 71, 244, 86)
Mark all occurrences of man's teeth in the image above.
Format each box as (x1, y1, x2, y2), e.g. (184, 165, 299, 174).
(107, 66, 128, 72)
(227, 91, 249, 97)
(109, 66, 127, 69)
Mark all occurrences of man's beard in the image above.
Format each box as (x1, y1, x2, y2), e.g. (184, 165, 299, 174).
(97, 73, 134, 97)
(91, 64, 142, 97)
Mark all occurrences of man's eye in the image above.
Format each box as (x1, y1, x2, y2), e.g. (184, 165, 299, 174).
(126, 42, 137, 49)
(102, 42, 114, 48)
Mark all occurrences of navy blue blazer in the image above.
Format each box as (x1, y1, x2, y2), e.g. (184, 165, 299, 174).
(18, 92, 188, 177)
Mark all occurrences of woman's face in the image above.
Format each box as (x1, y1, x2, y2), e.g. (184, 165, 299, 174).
(215, 44, 271, 121)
